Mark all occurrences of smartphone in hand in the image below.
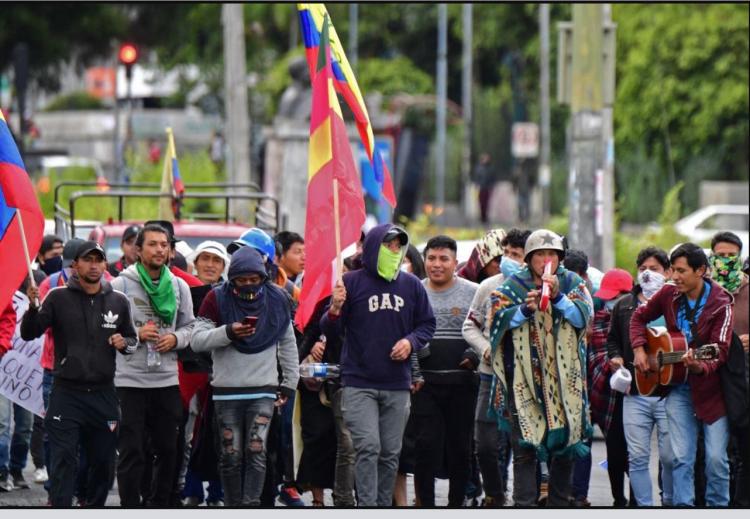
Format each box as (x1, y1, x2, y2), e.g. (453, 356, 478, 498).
(243, 316, 259, 327)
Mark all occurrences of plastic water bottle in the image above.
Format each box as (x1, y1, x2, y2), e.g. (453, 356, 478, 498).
(146, 320, 161, 371)
(299, 363, 340, 379)
(146, 342, 162, 371)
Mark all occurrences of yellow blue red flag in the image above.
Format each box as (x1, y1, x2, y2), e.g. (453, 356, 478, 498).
(0, 111, 44, 310)
(297, 3, 397, 207)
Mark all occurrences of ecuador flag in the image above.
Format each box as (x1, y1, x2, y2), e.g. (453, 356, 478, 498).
(295, 15, 366, 330)
(158, 127, 185, 221)
(0, 111, 44, 311)
(298, 3, 397, 207)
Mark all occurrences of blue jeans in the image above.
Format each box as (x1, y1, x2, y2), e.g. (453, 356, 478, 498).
(623, 394, 673, 506)
(0, 395, 33, 474)
(214, 398, 275, 506)
(666, 384, 729, 506)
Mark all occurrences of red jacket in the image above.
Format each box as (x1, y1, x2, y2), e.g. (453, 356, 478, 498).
(0, 301, 16, 357)
(629, 279, 734, 424)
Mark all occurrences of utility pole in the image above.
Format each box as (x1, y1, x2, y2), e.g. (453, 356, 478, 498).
(600, 4, 616, 270)
(112, 53, 121, 181)
(564, 4, 608, 269)
(349, 4, 359, 70)
(222, 3, 252, 223)
(435, 3, 448, 224)
(539, 4, 551, 222)
(461, 4, 475, 220)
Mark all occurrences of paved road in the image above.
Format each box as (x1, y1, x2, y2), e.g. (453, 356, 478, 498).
(0, 429, 661, 507)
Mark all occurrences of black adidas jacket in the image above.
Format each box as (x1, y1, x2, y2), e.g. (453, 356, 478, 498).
(21, 275, 138, 390)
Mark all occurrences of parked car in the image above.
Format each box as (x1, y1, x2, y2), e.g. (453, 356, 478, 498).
(674, 204, 748, 256)
(89, 221, 252, 263)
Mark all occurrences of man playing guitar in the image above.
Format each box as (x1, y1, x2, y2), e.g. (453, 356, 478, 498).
(629, 243, 734, 507)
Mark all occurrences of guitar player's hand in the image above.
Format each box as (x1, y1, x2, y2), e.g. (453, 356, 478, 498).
(682, 349, 705, 375)
(633, 347, 649, 373)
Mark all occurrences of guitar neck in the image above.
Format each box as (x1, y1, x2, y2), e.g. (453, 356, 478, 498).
(658, 344, 718, 365)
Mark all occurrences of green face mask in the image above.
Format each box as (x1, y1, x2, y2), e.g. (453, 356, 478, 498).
(377, 245, 403, 281)
(710, 253, 743, 293)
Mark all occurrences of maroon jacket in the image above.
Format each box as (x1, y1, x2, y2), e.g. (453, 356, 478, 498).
(629, 279, 734, 424)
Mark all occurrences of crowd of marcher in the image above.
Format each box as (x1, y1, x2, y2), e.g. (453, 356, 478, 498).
(0, 219, 747, 508)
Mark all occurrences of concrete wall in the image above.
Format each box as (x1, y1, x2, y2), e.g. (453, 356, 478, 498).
(699, 180, 749, 207)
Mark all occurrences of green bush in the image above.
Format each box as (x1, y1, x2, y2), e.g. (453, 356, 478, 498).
(40, 150, 226, 222)
(44, 91, 105, 111)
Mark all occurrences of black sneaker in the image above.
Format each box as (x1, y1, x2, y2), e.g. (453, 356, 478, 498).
(0, 472, 13, 492)
(10, 470, 29, 490)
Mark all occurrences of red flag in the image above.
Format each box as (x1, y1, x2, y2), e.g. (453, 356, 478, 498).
(294, 15, 366, 330)
(0, 112, 45, 310)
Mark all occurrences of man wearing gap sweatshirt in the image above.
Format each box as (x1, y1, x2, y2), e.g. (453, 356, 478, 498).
(321, 223, 436, 507)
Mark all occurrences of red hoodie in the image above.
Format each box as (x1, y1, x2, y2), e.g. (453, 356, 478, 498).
(629, 279, 734, 424)
(0, 301, 16, 357)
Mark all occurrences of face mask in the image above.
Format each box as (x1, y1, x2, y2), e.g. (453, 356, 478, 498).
(500, 256, 523, 278)
(233, 283, 264, 301)
(605, 299, 617, 311)
(377, 245, 403, 281)
(710, 254, 743, 293)
(40, 255, 63, 276)
(637, 270, 666, 300)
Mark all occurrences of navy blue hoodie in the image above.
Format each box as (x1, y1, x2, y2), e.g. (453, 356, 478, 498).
(321, 223, 436, 390)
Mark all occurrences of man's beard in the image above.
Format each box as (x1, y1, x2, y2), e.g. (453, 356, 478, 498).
(81, 272, 102, 284)
(144, 258, 166, 271)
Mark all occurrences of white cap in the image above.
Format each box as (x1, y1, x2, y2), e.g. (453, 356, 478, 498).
(188, 240, 230, 267)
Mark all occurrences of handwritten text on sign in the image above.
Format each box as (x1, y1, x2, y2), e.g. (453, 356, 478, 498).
(0, 292, 45, 417)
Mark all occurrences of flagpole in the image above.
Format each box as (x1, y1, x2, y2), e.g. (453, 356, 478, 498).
(15, 208, 39, 305)
(333, 178, 342, 282)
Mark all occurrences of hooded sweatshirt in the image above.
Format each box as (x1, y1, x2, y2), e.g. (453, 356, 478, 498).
(321, 223, 436, 391)
(20, 275, 137, 390)
(110, 264, 196, 388)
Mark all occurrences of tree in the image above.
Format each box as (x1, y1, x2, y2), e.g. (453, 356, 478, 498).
(0, 5, 127, 91)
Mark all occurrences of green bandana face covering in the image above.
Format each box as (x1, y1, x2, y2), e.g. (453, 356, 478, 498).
(710, 254, 743, 293)
(136, 263, 177, 324)
(377, 245, 403, 281)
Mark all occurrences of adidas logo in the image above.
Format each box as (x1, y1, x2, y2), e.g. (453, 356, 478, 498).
(102, 310, 118, 329)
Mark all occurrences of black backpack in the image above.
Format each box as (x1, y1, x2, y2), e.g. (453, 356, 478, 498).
(719, 332, 749, 430)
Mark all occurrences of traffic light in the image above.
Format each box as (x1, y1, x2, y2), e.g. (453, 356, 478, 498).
(118, 43, 138, 79)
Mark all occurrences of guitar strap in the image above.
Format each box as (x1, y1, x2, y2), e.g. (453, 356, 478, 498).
(682, 281, 707, 347)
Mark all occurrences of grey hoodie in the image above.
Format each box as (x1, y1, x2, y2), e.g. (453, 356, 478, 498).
(110, 264, 195, 388)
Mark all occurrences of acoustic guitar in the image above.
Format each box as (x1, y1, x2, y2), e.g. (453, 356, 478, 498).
(634, 327, 720, 396)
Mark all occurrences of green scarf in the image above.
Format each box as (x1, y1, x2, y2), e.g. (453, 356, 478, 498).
(710, 254, 743, 293)
(136, 263, 177, 325)
(377, 245, 403, 281)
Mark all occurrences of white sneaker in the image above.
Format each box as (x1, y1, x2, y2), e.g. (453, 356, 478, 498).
(33, 467, 49, 484)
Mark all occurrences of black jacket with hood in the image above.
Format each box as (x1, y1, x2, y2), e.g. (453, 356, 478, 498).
(21, 275, 137, 390)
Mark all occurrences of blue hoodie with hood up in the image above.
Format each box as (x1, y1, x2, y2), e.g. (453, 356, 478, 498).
(321, 223, 436, 391)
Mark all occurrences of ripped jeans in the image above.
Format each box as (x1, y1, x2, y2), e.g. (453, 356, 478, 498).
(214, 398, 275, 506)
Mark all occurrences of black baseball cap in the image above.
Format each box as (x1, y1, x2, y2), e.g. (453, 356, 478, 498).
(144, 220, 177, 244)
(382, 226, 408, 246)
(62, 238, 85, 268)
(122, 224, 142, 243)
(74, 241, 106, 261)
